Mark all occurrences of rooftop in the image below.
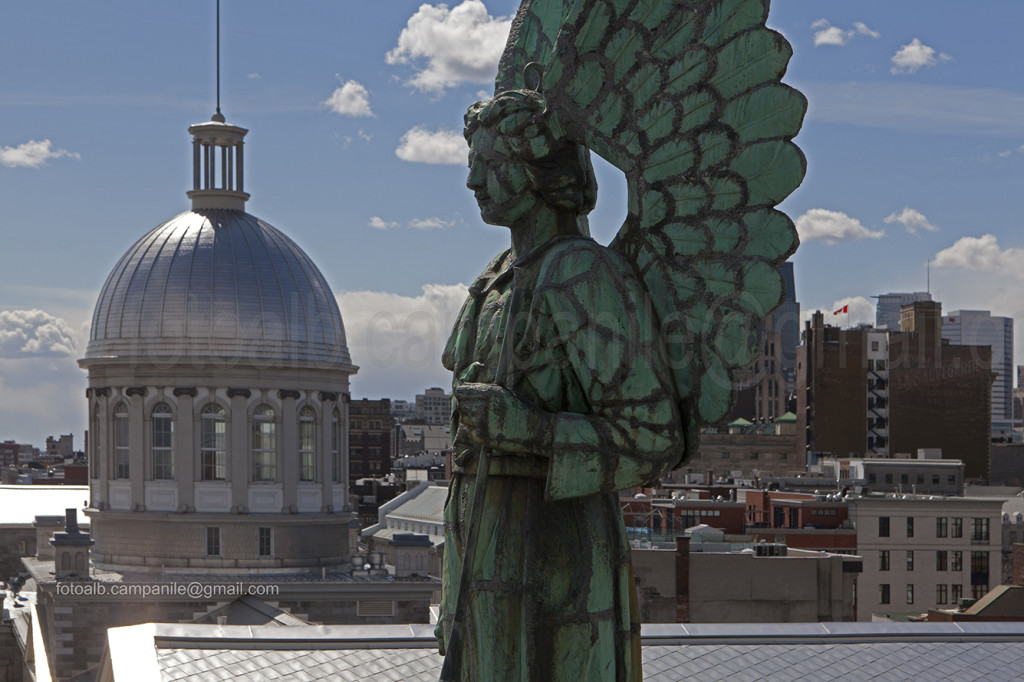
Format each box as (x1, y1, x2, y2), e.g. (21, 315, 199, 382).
(0, 485, 89, 526)
(100, 622, 1024, 681)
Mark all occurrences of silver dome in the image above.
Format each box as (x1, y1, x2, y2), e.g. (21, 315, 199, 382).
(86, 209, 352, 368)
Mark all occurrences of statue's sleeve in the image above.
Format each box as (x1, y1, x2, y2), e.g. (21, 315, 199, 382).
(537, 247, 684, 500)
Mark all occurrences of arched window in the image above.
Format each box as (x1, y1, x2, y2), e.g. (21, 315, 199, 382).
(252, 405, 277, 482)
(201, 404, 227, 481)
(151, 403, 174, 480)
(74, 553, 85, 571)
(331, 408, 341, 483)
(113, 403, 130, 479)
(61, 552, 70, 570)
(299, 406, 316, 482)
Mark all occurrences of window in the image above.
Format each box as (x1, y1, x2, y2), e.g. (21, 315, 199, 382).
(876, 360, 886, 371)
(937, 551, 948, 571)
(721, 452, 730, 459)
(879, 517, 890, 537)
(932, 474, 940, 485)
(906, 550, 914, 571)
(901, 473, 909, 485)
(258, 527, 272, 557)
(952, 584, 962, 603)
(936, 517, 948, 538)
(331, 408, 341, 483)
(885, 473, 893, 484)
(200, 404, 227, 481)
(113, 403, 130, 479)
(206, 527, 221, 556)
(906, 584, 914, 605)
(252, 405, 277, 482)
(868, 473, 877, 484)
(970, 518, 990, 542)
(951, 517, 963, 538)
(948, 474, 956, 485)
(151, 403, 174, 480)
(907, 517, 914, 538)
(916, 474, 924, 484)
(879, 550, 890, 571)
(879, 584, 890, 605)
(299, 406, 316, 482)
(952, 551, 963, 572)
(871, 341, 879, 351)
(936, 584, 948, 605)
(749, 452, 759, 460)
(971, 551, 990, 595)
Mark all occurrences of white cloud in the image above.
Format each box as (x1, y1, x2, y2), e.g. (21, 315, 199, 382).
(0, 309, 80, 358)
(395, 127, 467, 165)
(247, 73, 261, 80)
(800, 296, 876, 329)
(891, 38, 951, 75)
(386, 0, 512, 95)
(883, 207, 939, 236)
(409, 217, 454, 230)
(795, 209, 884, 244)
(811, 19, 879, 47)
(933, 234, 1024, 277)
(323, 80, 374, 117)
(0, 139, 80, 168)
(998, 144, 1024, 158)
(853, 22, 880, 39)
(0, 309, 85, 444)
(369, 216, 400, 230)
(337, 284, 469, 399)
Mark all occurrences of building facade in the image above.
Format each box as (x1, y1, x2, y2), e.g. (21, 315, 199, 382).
(942, 310, 1015, 434)
(349, 399, 392, 480)
(797, 305, 993, 479)
(414, 388, 451, 425)
(851, 496, 1003, 620)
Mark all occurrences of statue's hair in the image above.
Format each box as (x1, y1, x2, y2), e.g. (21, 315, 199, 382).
(465, 91, 598, 214)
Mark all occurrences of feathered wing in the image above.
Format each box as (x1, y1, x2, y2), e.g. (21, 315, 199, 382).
(497, 0, 806, 430)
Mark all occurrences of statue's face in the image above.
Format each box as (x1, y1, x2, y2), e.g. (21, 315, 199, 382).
(467, 126, 539, 228)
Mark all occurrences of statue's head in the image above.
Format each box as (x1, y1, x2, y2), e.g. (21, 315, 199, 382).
(465, 90, 597, 227)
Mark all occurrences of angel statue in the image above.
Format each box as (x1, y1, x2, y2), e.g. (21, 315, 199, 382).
(437, 0, 805, 680)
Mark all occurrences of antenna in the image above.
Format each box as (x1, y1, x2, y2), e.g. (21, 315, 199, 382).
(213, 0, 224, 122)
(927, 258, 931, 294)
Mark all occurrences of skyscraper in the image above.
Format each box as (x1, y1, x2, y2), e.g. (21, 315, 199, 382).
(942, 310, 1015, 433)
(873, 292, 932, 331)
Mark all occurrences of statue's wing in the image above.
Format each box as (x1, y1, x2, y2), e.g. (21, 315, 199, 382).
(498, 0, 806, 425)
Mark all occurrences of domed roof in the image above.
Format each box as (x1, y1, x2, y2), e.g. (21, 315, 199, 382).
(85, 208, 352, 369)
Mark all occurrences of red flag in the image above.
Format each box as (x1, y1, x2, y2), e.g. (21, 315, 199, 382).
(833, 305, 848, 315)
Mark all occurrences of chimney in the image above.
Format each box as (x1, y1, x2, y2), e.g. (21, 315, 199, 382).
(49, 508, 94, 579)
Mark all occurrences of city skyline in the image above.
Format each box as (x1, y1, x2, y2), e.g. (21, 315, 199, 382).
(2, 0, 1024, 443)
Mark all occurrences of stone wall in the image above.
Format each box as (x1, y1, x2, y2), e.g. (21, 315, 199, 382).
(0, 621, 24, 682)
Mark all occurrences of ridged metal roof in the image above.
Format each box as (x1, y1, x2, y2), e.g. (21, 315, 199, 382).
(86, 208, 351, 368)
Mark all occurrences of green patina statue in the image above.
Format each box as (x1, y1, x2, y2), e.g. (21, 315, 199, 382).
(437, 1, 805, 680)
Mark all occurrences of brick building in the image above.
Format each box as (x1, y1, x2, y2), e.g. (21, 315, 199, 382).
(797, 303, 993, 479)
(349, 399, 392, 480)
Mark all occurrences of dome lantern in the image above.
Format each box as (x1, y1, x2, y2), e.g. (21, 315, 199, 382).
(186, 116, 250, 210)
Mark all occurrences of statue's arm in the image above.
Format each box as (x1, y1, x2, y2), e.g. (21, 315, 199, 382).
(456, 252, 683, 499)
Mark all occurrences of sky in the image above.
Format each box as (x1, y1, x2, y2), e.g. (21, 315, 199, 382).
(2, 0, 1024, 446)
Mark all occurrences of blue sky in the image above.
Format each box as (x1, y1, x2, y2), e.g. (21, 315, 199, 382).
(2, 0, 1024, 445)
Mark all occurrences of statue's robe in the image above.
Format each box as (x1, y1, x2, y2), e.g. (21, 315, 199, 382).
(438, 235, 684, 681)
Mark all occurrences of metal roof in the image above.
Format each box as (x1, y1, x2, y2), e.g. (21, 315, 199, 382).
(102, 622, 1024, 681)
(85, 209, 352, 369)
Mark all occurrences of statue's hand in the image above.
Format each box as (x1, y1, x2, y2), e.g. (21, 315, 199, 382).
(455, 383, 553, 456)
